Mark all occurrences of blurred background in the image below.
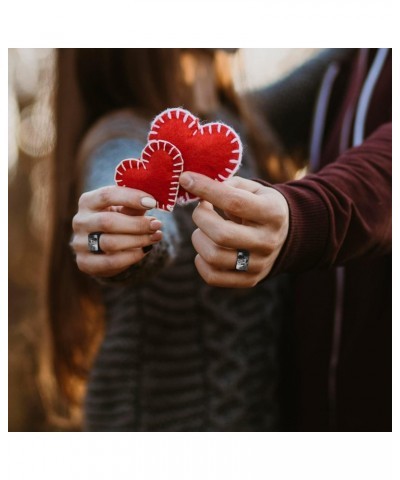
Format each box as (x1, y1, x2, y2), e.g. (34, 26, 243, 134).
(8, 48, 320, 431)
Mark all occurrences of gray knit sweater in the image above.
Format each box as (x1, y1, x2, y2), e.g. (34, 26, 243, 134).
(81, 110, 289, 431)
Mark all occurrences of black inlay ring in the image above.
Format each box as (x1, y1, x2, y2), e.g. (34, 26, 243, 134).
(88, 232, 104, 254)
(235, 249, 250, 271)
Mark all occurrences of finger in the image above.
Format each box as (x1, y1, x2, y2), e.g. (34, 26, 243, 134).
(194, 255, 259, 288)
(71, 231, 163, 253)
(191, 228, 262, 273)
(73, 211, 162, 235)
(76, 249, 145, 277)
(192, 228, 236, 270)
(110, 206, 151, 216)
(79, 185, 157, 212)
(180, 172, 266, 223)
(227, 179, 290, 229)
(192, 201, 262, 250)
(223, 210, 242, 224)
(198, 200, 236, 223)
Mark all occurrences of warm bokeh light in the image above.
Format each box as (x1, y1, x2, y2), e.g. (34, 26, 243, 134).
(8, 48, 320, 431)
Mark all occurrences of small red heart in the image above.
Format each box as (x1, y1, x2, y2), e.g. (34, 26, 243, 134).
(148, 108, 242, 203)
(114, 140, 184, 212)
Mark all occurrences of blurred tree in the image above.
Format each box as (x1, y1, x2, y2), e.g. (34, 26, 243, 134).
(8, 49, 57, 431)
(8, 48, 320, 431)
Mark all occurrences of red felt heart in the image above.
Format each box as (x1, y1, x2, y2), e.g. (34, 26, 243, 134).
(114, 140, 184, 212)
(148, 108, 242, 203)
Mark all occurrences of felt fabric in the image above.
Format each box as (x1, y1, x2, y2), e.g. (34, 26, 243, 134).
(148, 108, 242, 203)
(114, 108, 242, 209)
(114, 140, 183, 211)
(83, 136, 181, 276)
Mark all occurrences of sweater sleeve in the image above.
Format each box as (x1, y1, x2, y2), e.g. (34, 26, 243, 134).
(262, 122, 392, 275)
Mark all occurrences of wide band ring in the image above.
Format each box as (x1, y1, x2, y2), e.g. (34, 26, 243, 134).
(235, 249, 250, 271)
(88, 232, 104, 254)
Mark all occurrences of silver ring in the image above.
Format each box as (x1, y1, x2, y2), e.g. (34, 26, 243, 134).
(235, 249, 249, 271)
(88, 232, 104, 254)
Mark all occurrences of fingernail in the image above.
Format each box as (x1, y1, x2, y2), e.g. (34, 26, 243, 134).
(150, 230, 162, 241)
(141, 197, 157, 209)
(149, 219, 162, 231)
(143, 244, 153, 253)
(179, 172, 194, 189)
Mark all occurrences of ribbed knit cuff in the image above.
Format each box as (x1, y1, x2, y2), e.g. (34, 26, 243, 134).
(255, 178, 330, 275)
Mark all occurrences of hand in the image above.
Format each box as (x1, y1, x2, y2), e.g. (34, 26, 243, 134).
(179, 172, 289, 288)
(71, 186, 163, 277)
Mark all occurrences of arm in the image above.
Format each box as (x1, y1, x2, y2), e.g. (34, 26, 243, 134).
(267, 122, 392, 274)
(178, 123, 391, 287)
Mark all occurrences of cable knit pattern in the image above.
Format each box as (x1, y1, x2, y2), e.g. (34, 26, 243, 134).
(84, 206, 288, 431)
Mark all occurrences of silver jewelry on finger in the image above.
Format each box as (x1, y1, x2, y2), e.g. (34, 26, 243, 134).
(88, 232, 104, 254)
(235, 249, 250, 271)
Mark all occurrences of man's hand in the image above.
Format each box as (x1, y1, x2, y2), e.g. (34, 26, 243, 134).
(179, 172, 289, 288)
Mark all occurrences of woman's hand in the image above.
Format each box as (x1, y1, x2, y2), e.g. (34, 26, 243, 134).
(71, 186, 163, 277)
(179, 172, 289, 288)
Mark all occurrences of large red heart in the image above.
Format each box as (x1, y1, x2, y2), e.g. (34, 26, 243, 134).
(148, 108, 242, 203)
(114, 140, 184, 212)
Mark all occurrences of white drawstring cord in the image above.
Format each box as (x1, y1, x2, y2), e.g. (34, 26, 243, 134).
(352, 48, 389, 147)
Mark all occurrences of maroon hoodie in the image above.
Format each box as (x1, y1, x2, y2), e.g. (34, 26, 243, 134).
(261, 49, 391, 431)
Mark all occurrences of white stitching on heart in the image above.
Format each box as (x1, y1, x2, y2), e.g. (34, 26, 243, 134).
(114, 139, 183, 212)
(149, 108, 198, 139)
(147, 108, 243, 206)
(145, 140, 183, 211)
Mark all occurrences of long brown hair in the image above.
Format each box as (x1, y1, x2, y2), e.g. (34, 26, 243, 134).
(46, 48, 286, 412)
